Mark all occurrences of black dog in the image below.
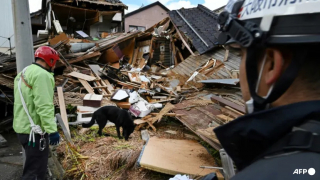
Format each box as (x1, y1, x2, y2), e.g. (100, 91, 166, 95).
(82, 106, 135, 141)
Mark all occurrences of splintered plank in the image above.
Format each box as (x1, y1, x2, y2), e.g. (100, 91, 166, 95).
(170, 18, 195, 56)
(57, 87, 70, 135)
(104, 80, 115, 94)
(68, 72, 96, 81)
(79, 79, 95, 94)
(171, 36, 178, 66)
(211, 95, 246, 113)
(176, 47, 184, 62)
(88, 64, 114, 94)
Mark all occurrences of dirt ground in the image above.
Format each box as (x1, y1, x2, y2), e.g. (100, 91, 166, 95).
(56, 118, 217, 180)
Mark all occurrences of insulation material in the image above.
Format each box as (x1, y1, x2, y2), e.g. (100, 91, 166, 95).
(130, 101, 152, 118)
(111, 89, 130, 101)
(129, 91, 139, 104)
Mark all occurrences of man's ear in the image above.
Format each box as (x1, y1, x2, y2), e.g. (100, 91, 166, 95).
(264, 48, 284, 85)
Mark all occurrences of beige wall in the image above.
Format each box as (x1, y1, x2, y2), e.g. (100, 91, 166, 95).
(125, 5, 168, 32)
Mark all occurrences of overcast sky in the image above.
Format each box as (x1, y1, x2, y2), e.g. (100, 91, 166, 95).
(29, 0, 228, 13)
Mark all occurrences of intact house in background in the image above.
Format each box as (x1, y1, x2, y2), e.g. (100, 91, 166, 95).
(124, 1, 169, 32)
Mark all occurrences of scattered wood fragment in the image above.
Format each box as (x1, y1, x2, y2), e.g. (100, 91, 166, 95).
(224, 49, 229, 62)
(217, 114, 233, 122)
(211, 95, 246, 113)
(68, 72, 96, 81)
(78, 79, 95, 94)
(225, 106, 245, 116)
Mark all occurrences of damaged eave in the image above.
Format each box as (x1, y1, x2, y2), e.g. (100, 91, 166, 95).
(76, 0, 128, 10)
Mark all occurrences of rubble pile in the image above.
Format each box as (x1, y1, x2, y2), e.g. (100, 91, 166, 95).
(0, 2, 245, 179)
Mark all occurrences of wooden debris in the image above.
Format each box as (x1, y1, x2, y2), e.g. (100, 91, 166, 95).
(150, 103, 175, 124)
(56, 51, 101, 68)
(139, 137, 222, 177)
(170, 18, 195, 56)
(78, 79, 95, 94)
(211, 95, 246, 113)
(68, 72, 96, 81)
(57, 87, 70, 135)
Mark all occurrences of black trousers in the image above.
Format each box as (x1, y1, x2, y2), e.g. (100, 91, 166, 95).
(17, 133, 49, 180)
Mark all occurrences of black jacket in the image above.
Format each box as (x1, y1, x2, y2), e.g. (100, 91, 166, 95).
(214, 101, 320, 180)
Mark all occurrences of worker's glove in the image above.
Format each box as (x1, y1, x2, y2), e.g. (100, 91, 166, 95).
(49, 132, 60, 145)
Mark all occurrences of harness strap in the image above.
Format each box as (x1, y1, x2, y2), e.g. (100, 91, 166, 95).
(18, 66, 46, 149)
(21, 73, 32, 89)
(254, 130, 320, 162)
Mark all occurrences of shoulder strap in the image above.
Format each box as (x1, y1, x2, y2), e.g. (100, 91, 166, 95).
(21, 72, 32, 89)
(254, 130, 320, 162)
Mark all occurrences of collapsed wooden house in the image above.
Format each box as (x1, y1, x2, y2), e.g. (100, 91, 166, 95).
(0, 2, 244, 180)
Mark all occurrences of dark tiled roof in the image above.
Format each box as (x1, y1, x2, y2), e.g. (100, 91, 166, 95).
(169, 4, 220, 54)
(125, 1, 169, 18)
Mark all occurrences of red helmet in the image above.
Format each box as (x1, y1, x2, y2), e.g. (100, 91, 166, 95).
(35, 46, 60, 67)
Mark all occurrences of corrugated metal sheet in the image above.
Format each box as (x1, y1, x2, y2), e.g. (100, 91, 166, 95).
(172, 48, 241, 81)
(0, 0, 15, 48)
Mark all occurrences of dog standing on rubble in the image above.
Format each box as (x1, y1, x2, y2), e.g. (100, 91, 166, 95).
(82, 106, 135, 141)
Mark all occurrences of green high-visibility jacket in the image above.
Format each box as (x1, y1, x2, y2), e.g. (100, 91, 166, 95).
(13, 64, 57, 134)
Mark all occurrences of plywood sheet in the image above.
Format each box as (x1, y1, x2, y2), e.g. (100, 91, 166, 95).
(139, 137, 219, 176)
(121, 38, 135, 63)
(68, 72, 96, 81)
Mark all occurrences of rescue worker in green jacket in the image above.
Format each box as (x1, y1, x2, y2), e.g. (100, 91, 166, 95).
(13, 46, 61, 180)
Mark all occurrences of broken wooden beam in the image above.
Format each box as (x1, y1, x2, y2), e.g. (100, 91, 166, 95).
(79, 79, 95, 94)
(56, 51, 101, 68)
(57, 87, 70, 135)
(211, 95, 246, 113)
(68, 72, 96, 81)
(176, 47, 184, 62)
(170, 18, 196, 56)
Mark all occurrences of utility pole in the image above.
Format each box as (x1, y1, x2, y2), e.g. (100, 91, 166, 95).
(11, 0, 34, 73)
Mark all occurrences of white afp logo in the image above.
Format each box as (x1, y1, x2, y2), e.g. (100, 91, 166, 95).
(293, 168, 316, 175)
